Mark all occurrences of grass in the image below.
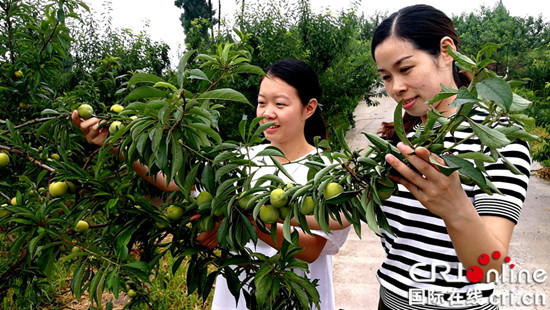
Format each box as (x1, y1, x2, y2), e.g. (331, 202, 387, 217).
(0, 232, 214, 309)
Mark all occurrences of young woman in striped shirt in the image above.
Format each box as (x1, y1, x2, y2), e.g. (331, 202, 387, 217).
(371, 4, 531, 309)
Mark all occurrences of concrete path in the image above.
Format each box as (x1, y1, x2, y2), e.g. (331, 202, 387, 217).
(333, 97, 550, 310)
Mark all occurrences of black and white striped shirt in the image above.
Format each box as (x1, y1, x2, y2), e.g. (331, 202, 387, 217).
(377, 111, 532, 309)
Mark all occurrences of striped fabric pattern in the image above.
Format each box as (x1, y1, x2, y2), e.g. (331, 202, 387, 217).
(377, 111, 532, 309)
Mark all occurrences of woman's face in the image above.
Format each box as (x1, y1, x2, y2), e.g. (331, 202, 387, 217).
(256, 75, 310, 145)
(374, 36, 457, 121)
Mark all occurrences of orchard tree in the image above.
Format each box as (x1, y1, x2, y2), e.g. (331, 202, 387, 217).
(453, 1, 550, 77)
(175, 0, 217, 46)
(0, 1, 540, 309)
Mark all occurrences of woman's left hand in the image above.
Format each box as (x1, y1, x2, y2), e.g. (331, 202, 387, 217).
(385, 142, 471, 220)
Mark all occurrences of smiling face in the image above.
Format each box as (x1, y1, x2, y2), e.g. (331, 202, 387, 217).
(257, 75, 314, 147)
(374, 36, 458, 123)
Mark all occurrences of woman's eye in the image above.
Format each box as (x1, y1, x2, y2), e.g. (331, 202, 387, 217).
(257, 101, 265, 106)
(400, 66, 411, 73)
(276, 102, 285, 106)
(381, 75, 390, 81)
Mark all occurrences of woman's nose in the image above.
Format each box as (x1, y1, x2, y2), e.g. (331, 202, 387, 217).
(390, 77, 407, 96)
(262, 107, 275, 118)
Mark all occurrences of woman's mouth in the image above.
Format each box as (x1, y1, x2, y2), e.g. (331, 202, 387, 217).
(264, 124, 280, 133)
(402, 96, 418, 110)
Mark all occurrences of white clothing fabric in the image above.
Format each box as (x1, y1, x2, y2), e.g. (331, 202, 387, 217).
(211, 144, 350, 310)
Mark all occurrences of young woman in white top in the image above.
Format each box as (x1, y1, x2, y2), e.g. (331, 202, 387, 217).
(199, 59, 350, 310)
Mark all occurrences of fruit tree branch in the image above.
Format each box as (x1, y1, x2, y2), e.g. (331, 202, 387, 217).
(0, 145, 55, 172)
(0, 116, 61, 136)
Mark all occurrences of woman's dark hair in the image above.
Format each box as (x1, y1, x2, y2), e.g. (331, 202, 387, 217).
(262, 59, 327, 145)
(371, 4, 471, 143)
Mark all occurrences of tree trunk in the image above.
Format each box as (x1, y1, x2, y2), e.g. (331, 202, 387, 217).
(218, 0, 221, 36)
(208, 0, 214, 37)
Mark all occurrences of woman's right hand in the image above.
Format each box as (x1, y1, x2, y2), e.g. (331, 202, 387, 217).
(71, 110, 109, 147)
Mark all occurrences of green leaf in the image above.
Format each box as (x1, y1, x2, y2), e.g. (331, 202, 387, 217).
(223, 266, 242, 300)
(362, 132, 400, 154)
(187, 69, 210, 81)
(282, 215, 292, 243)
(150, 125, 164, 153)
(124, 261, 151, 272)
(213, 151, 239, 166)
(495, 126, 539, 142)
(238, 118, 247, 141)
(241, 213, 258, 244)
(170, 136, 184, 179)
(496, 150, 523, 175)
(468, 120, 511, 149)
(428, 155, 461, 176)
(456, 152, 496, 163)
(71, 263, 86, 300)
(123, 86, 168, 103)
(221, 43, 234, 63)
(254, 266, 274, 307)
(182, 163, 200, 195)
(254, 174, 286, 188)
(214, 164, 240, 182)
(116, 226, 138, 261)
(229, 64, 265, 76)
(313, 163, 339, 186)
(198, 88, 250, 105)
(426, 85, 457, 105)
(187, 123, 221, 144)
(323, 190, 360, 205)
(177, 50, 196, 87)
(509, 93, 531, 112)
(128, 72, 164, 88)
(95, 267, 107, 307)
(252, 121, 275, 138)
(393, 101, 412, 146)
(450, 86, 480, 108)
(476, 78, 513, 111)
(153, 82, 178, 92)
(363, 196, 379, 235)
(89, 267, 104, 307)
(448, 48, 476, 70)
(256, 146, 285, 157)
(269, 155, 296, 183)
(441, 155, 490, 192)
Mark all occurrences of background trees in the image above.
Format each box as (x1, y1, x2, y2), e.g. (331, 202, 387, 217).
(0, 0, 549, 308)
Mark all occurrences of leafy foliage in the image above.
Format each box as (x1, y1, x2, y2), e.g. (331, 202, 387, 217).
(0, 1, 547, 309)
(174, 0, 217, 48)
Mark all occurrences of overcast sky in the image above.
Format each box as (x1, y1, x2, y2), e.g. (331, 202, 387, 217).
(85, 0, 550, 66)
